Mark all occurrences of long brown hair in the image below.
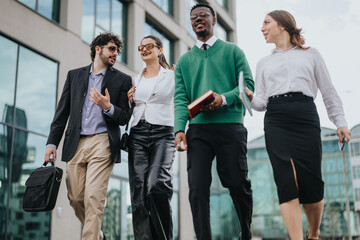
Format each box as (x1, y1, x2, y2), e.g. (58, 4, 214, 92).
(268, 10, 309, 50)
(141, 35, 171, 69)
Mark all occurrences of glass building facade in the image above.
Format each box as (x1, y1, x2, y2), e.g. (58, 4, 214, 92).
(17, 0, 61, 22)
(81, 0, 127, 62)
(151, 0, 173, 15)
(0, 34, 58, 239)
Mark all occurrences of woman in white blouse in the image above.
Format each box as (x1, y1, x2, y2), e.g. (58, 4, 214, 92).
(246, 10, 351, 240)
(127, 35, 175, 240)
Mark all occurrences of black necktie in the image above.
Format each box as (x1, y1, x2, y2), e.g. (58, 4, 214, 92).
(202, 43, 208, 50)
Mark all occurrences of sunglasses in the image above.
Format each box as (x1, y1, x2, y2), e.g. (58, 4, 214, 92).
(138, 43, 160, 52)
(190, 12, 212, 21)
(339, 137, 348, 151)
(102, 46, 121, 54)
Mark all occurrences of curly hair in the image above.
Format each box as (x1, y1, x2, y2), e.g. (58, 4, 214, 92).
(90, 32, 123, 61)
(190, 2, 216, 18)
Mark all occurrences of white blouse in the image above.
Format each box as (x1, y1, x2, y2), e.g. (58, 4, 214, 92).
(251, 46, 347, 128)
(131, 67, 175, 128)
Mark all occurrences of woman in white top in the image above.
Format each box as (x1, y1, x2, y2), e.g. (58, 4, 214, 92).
(246, 10, 351, 240)
(127, 35, 175, 240)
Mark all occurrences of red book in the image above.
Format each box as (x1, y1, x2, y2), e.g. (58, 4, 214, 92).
(187, 90, 214, 119)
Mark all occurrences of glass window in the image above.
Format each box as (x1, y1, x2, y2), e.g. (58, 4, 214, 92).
(144, 22, 173, 66)
(353, 166, 360, 179)
(216, 0, 228, 10)
(7, 132, 50, 240)
(151, 0, 173, 15)
(103, 178, 121, 239)
(0, 36, 17, 122)
(215, 21, 229, 41)
(81, 0, 127, 63)
(17, 0, 60, 22)
(0, 34, 58, 239)
(186, 0, 199, 39)
(16, 47, 57, 135)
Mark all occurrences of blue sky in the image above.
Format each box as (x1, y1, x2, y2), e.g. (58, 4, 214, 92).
(236, 0, 360, 140)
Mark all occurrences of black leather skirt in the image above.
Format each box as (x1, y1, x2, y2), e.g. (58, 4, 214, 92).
(128, 120, 175, 240)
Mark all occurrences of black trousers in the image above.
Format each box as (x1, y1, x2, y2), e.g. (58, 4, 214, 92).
(128, 121, 175, 240)
(186, 123, 253, 240)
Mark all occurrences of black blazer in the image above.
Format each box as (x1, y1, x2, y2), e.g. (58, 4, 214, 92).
(47, 64, 132, 163)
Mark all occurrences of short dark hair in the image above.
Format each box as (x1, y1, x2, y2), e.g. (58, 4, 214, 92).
(190, 3, 216, 18)
(90, 32, 123, 61)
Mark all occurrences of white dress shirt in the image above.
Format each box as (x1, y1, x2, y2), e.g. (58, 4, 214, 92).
(251, 46, 347, 128)
(131, 67, 175, 128)
(195, 35, 227, 106)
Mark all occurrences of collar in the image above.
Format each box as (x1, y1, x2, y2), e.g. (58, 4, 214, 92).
(272, 45, 297, 53)
(135, 66, 168, 86)
(196, 35, 218, 49)
(89, 63, 107, 76)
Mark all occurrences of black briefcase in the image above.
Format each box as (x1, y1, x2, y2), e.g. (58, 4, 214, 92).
(22, 161, 63, 212)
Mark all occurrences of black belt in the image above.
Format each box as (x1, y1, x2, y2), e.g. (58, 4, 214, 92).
(80, 132, 106, 138)
(268, 92, 313, 102)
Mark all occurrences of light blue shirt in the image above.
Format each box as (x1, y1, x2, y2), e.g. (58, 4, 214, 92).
(47, 64, 114, 149)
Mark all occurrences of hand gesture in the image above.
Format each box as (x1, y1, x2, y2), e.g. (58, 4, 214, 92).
(90, 88, 111, 110)
(127, 86, 136, 104)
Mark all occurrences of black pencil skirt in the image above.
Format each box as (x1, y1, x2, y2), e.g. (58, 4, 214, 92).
(264, 92, 324, 204)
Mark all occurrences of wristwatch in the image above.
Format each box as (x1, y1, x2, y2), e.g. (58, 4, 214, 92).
(104, 107, 111, 113)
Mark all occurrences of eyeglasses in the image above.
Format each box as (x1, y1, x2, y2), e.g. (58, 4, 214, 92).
(138, 43, 160, 52)
(190, 12, 212, 21)
(102, 46, 121, 54)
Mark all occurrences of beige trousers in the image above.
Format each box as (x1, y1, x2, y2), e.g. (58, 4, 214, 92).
(66, 133, 114, 240)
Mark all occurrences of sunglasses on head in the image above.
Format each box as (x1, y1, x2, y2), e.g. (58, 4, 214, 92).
(138, 43, 160, 52)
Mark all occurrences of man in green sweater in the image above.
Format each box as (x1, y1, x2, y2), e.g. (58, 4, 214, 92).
(174, 3, 254, 240)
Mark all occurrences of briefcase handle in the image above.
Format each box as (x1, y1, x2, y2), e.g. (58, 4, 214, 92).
(42, 159, 55, 167)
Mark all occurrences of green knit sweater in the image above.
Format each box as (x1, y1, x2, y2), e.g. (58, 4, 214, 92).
(174, 39, 254, 132)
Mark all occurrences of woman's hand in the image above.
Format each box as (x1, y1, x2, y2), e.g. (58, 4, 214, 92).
(127, 86, 135, 103)
(337, 126, 351, 142)
(241, 87, 254, 102)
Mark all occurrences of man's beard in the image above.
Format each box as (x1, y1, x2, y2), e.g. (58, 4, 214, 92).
(100, 50, 115, 67)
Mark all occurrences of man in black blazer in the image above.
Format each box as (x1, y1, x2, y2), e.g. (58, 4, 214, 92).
(44, 32, 131, 240)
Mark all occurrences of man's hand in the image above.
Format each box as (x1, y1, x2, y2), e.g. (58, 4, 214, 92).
(175, 132, 188, 151)
(201, 92, 222, 112)
(127, 86, 135, 104)
(44, 147, 56, 163)
(90, 88, 111, 110)
(337, 126, 351, 142)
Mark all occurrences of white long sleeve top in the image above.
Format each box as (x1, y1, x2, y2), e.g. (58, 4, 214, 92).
(131, 67, 175, 128)
(251, 46, 347, 128)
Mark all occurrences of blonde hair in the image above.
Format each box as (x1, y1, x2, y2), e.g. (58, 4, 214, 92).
(268, 10, 309, 50)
